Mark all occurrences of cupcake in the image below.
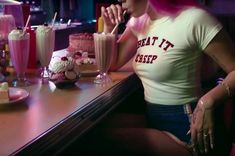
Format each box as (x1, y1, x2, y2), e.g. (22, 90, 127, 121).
(49, 56, 80, 87)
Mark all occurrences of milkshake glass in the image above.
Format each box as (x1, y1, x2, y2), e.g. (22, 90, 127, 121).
(36, 24, 55, 80)
(0, 15, 15, 41)
(93, 33, 116, 84)
(8, 28, 30, 87)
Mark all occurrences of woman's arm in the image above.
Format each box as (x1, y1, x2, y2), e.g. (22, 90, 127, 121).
(190, 28, 235, 154)
(110, 28, 137, 71)
(101, 5, 138, 71)
(202, 28, 235, 105)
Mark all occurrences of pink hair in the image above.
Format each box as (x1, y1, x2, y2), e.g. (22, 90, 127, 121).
(126, 0, 201, 32)
(149, 0, 200, 16)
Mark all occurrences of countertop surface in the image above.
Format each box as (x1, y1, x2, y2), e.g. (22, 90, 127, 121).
(0, 50, 140, 156)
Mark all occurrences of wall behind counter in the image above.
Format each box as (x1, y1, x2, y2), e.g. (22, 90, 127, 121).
(201, 0, 235, 41)
(44, 0, 235, 51)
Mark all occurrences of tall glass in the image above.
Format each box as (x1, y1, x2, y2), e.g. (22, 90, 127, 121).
(0, 14, 15, 41)
(93, 33, 116, 84)
(36, 24, 55, 81)
(8, 28, 30, 87)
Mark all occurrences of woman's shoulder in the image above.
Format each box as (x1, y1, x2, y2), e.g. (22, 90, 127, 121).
(181, 7, 208, 15)
(178, 7, 215, 23)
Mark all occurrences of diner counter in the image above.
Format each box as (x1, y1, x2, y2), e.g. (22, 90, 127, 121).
(0, 62, 141, 155)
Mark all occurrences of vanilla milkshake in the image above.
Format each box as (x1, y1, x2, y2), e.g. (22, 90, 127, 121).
(93, 33, 116, 84)
(8, 28, 30, 77)
(36, 24, 55, 78)
(36, 24, 55, 67)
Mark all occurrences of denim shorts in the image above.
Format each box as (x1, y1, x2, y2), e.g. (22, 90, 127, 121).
(145, 102, 197, 144)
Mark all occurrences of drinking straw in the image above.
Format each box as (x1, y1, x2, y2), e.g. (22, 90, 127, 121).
(111, 10, 126, 34)
(110, 22, 119, 34)
(23, 15, 31, 34)
(52, 12, 57, 27)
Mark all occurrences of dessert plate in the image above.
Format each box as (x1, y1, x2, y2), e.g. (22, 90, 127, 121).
(80, 70, 99, 77)
(0, 88, 29, 105)
(50, 78, 79, 89)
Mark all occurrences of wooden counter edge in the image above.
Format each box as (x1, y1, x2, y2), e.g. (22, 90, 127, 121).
(11, 73, 141, 156)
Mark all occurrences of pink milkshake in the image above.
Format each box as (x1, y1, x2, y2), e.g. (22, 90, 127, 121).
(8, 28, 30, 74)
(0, 15, 15, 40)
(93, 33, 116, 84)
(8, 28, 30, 86)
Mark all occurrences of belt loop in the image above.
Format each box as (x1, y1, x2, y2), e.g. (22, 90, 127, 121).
(185, 104, 193, 114)
(184, 103, 193, 124)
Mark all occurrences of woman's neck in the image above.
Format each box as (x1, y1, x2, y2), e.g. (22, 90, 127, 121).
(147, 6, 164, 20)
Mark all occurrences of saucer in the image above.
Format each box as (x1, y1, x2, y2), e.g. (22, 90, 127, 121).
(0, 87, 29, 105)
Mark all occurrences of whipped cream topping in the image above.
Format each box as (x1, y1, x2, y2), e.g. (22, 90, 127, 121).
(36, 25, 53, 34)
(76, 57, 95, 65)
(8, 29, 29, 40)
(50, 57, 75, 73)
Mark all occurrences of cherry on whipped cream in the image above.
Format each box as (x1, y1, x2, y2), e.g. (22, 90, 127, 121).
(61, 56, 68, 61)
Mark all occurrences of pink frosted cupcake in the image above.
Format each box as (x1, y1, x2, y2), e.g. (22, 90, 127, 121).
(49, 56, 80, 87)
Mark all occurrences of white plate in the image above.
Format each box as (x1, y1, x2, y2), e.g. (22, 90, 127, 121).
(0, 88, 29, 105)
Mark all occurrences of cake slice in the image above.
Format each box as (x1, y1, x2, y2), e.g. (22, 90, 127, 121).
(74, 52, 97, 71)
(0, 82, 9, 103)
(67, 33, 94, 55)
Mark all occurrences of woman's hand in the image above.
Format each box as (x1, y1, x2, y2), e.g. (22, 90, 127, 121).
(190, 100, 215, 155)
(101, 4, 125, 33)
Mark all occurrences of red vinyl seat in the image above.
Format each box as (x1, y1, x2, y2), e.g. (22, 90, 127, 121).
(230, 144, 235, 156)
(224, 100, 235, 156)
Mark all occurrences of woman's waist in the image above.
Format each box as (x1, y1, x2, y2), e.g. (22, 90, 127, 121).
(145, 100, 197, 114)
(144, 94, 199, 106)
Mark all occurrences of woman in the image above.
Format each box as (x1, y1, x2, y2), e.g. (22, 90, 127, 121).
(89, 0, 235, 155)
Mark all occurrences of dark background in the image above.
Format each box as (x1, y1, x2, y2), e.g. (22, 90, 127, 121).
(15, 0, 235, 41)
